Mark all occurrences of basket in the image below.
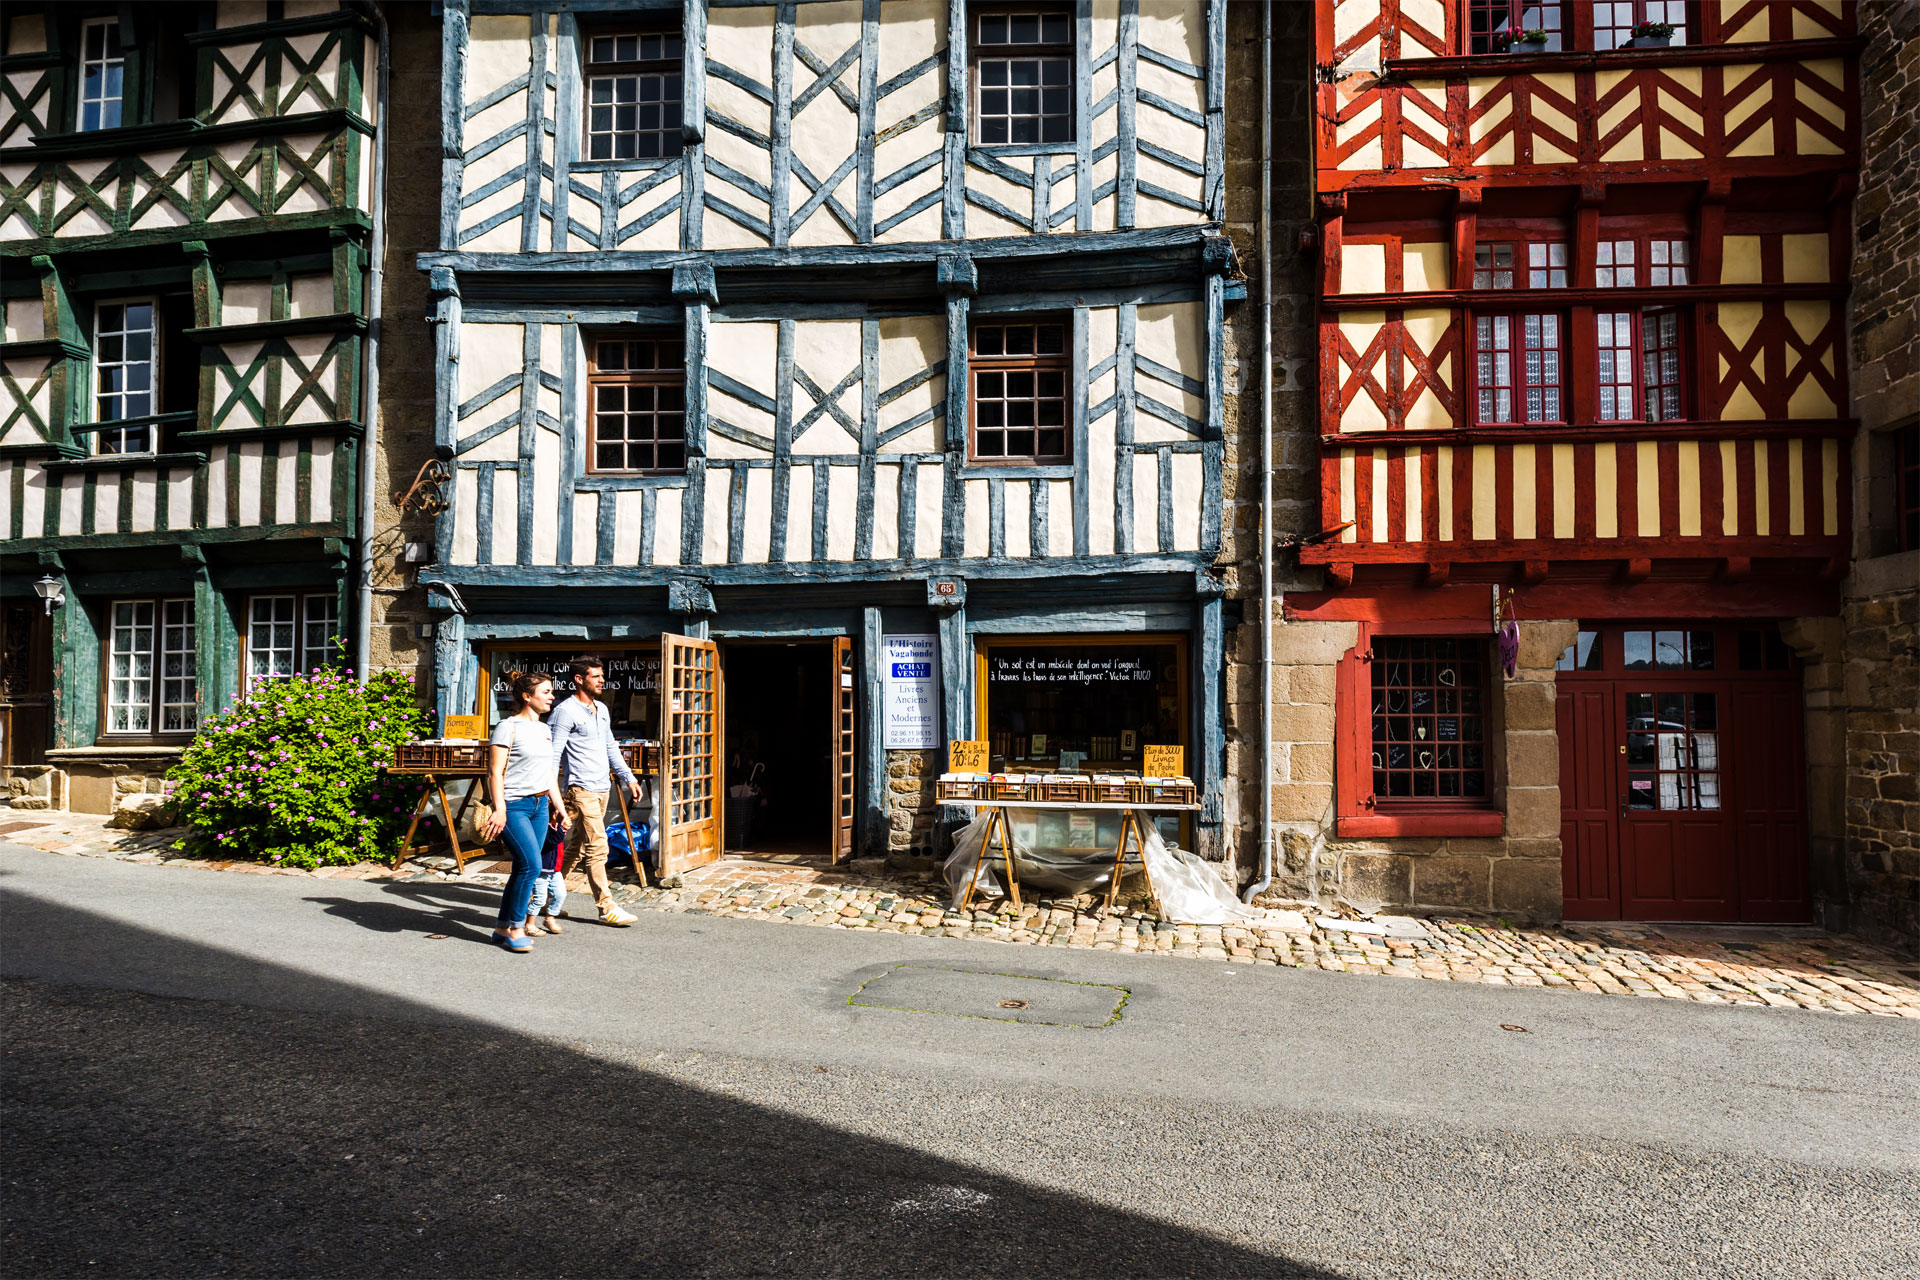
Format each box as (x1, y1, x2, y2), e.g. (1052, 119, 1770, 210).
(1040, 774, 1094, 803)
(1128, 777, 1198, 806)
(1088, 774, 1134, 804)
(392, 741, 487, 772)
(620, 741, 659, 775)
(935, 774, 991, 803)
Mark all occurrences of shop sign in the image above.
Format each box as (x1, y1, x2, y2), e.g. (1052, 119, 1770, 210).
(988, 653, 1157, 686)
(1143, 744, 1184, 777)
(883, 634, 941, 749)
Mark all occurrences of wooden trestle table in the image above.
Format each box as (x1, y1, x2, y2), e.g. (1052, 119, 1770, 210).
(947, 799, 1203, 919)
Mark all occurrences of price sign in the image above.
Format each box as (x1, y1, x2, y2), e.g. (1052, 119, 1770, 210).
(444, 714, 485, 740)
(949, 740, 990, 772)
(1142, 744, 1184, 777)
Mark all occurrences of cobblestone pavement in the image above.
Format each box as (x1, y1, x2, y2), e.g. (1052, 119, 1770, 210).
(6, 809, 1917, 1017)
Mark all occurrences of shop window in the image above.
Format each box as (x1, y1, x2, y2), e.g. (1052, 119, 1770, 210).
(78, 17, 124, 131)
(1466, 0, 1564, 53)
(1597, 237, 1689, 287)
(1625, 691, 1719, 810)
(1473, 312, 1563, 424)
(582, 25, 684, 162)
(246, 594, 340, 681)
(1369, 638, 1487, 801)
(481, 646, 661, 737)
(970, 319, 1070, 463)
(104, 598, 196, 737)
(588, 333, 686, 474)
(972, 6, 1073, 146)
(978, 639, 1183, 772)
(1623, 629, 1714, 670)
(1592, 1, 1688, 50)
(1595, 308, 1686, 423)
(90, 295, 195, 455)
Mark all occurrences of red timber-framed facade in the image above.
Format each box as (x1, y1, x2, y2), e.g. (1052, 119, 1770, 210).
(1278, 0, 1863, 924)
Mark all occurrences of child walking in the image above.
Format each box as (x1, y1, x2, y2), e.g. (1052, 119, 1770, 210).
(526, 823, 567, 934)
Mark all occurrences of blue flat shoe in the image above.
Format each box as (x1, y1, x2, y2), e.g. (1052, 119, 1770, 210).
(492, 931, 531, 954)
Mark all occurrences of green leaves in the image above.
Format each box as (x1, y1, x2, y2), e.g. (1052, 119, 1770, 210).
(169, 669, 433, 869)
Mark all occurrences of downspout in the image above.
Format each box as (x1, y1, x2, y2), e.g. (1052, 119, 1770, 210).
(354, 0, 391, 684)
(1243, 0, 1275, 904)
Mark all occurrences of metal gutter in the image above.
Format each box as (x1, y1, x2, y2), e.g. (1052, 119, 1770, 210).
(1244, 0, 1275, 904)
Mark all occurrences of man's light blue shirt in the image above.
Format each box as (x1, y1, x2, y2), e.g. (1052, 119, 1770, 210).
(547, 694, 637, 794)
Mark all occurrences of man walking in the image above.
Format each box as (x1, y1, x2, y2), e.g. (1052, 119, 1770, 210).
(549, 657, 643, 926)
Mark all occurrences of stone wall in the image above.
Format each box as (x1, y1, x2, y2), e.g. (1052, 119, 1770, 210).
(1219, 1, 1321, 884)
(1841, 0, 1920, 956)
(883, 749, 940, 859)
(1261, 616, 1575, 922)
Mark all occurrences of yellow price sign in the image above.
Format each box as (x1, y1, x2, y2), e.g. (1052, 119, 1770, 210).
(1142, 744, 1184, 777)
(948, 739, 990, 772)
(444, 714, 486, 740)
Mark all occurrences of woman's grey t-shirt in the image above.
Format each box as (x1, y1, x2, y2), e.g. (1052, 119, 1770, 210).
(491, 715, 557, 799)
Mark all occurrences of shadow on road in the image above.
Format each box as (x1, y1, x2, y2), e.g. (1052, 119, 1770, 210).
(1, 892, 1338, 1278)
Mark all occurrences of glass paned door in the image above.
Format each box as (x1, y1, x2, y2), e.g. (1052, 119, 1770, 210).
(659, 633, 720, 876)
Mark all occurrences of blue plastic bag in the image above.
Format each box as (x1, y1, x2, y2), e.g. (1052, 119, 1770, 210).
(605, 819, 653, 871)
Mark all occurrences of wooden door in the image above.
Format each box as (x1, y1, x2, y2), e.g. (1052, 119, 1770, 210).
(659, 633, 721, 876)
(831, 636, 855, 864)
(1728, 682, 1811, 922)
(1557, 684, 1619, 919)
(1617, 684, 1737, 921)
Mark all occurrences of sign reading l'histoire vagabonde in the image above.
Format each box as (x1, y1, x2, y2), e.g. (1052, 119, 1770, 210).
(882, 634, 940, 749)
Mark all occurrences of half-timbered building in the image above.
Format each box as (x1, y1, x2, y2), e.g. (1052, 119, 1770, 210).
(415, 0, 1237, 873)
(1271, 0, 1865, 923)
(0, 1, 383, 813)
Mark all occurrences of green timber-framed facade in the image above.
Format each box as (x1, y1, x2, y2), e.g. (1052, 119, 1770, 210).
(0, 1, 380, 811)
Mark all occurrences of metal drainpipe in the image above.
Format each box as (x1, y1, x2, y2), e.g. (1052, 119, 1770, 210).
(353, 2, 391, 685)
(1244, 0, 1276, 904)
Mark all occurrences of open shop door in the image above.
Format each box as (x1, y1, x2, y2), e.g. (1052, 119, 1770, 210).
(659, 632, 721, 876)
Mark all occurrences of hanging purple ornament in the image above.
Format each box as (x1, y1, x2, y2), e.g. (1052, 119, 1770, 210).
(1498, 618, 1520, 678)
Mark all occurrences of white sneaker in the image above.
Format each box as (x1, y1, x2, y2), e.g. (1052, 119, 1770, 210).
(600, 903, 637, 927)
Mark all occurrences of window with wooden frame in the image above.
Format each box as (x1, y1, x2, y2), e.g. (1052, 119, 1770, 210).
(1591, 0, 1689, 50)
(77, 17, 125, 131)
(1594, 307, 1687, 423)
(969, 318, 1070, 464)
(104, 597, 197, 738)
(588, 332, 687, 474)
(89, 294, 196, 456)
(1896, 424, 1920, 553)
(1472, 311, 1564, 424)
(1596, 236, 1690, 287)
(971, 5, 1073, 146)
(1334, 623, 1502, 838)
(1473, 240, 1568, 289)
(245, 594, 341, 682)
(1465, 0, 1564, 53)
(582, 24, 685, 162)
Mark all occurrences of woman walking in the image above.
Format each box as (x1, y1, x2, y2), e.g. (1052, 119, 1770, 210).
(480, 670, 569, 954)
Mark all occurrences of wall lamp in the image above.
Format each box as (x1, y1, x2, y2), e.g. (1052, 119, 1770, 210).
(32, 574, 64, 615)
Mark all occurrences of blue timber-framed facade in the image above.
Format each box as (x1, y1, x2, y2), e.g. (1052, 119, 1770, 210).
(419, 0, 1241, 862)
(0, 1, 377, 810)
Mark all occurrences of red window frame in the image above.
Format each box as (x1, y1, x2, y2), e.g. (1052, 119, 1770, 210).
(1472, 310, 1566, 425)
(1591, 1, 1690, 50)
(1335, 622, 1504, 838)
(1596, 234, 1691, 288)
(1464, 0, 1565, 54)
(1594, 307, 1688, 424)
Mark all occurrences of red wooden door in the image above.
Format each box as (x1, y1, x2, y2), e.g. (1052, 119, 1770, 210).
(1617, 684, 1736, 921)
(1728, 682, 1811, 922)
(1557, 684, 1619, 919)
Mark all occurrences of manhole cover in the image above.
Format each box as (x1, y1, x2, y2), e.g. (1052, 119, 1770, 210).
(849, 965, 1127, 1028)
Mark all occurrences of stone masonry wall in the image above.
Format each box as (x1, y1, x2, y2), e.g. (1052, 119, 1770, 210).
(1841, 0, 1919, 956)
(884, 749, 940, 859)
(1219, 1, 1320, 884)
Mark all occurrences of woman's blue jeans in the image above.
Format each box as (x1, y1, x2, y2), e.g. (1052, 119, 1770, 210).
(497, 796, 549, 929)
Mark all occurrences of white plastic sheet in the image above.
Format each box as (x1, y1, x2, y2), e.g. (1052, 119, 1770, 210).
(943, 808, 1260, 925)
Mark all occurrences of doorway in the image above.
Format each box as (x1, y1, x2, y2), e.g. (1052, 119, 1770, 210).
(722, 640, 838, 859)
(1557, 625, 1809, 922)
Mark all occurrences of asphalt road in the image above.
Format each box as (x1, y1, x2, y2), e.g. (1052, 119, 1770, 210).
(3, 844, 1917, 1279)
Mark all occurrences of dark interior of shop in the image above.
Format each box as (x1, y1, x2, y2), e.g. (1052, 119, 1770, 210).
(722, 642, 833, 857)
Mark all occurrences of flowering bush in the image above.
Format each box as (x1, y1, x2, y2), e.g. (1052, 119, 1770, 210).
(169, 669, 432, 869)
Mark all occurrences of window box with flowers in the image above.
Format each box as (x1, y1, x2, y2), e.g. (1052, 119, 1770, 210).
(1627, 21, 1675, 48)
(1334, 624, 1504, 838)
